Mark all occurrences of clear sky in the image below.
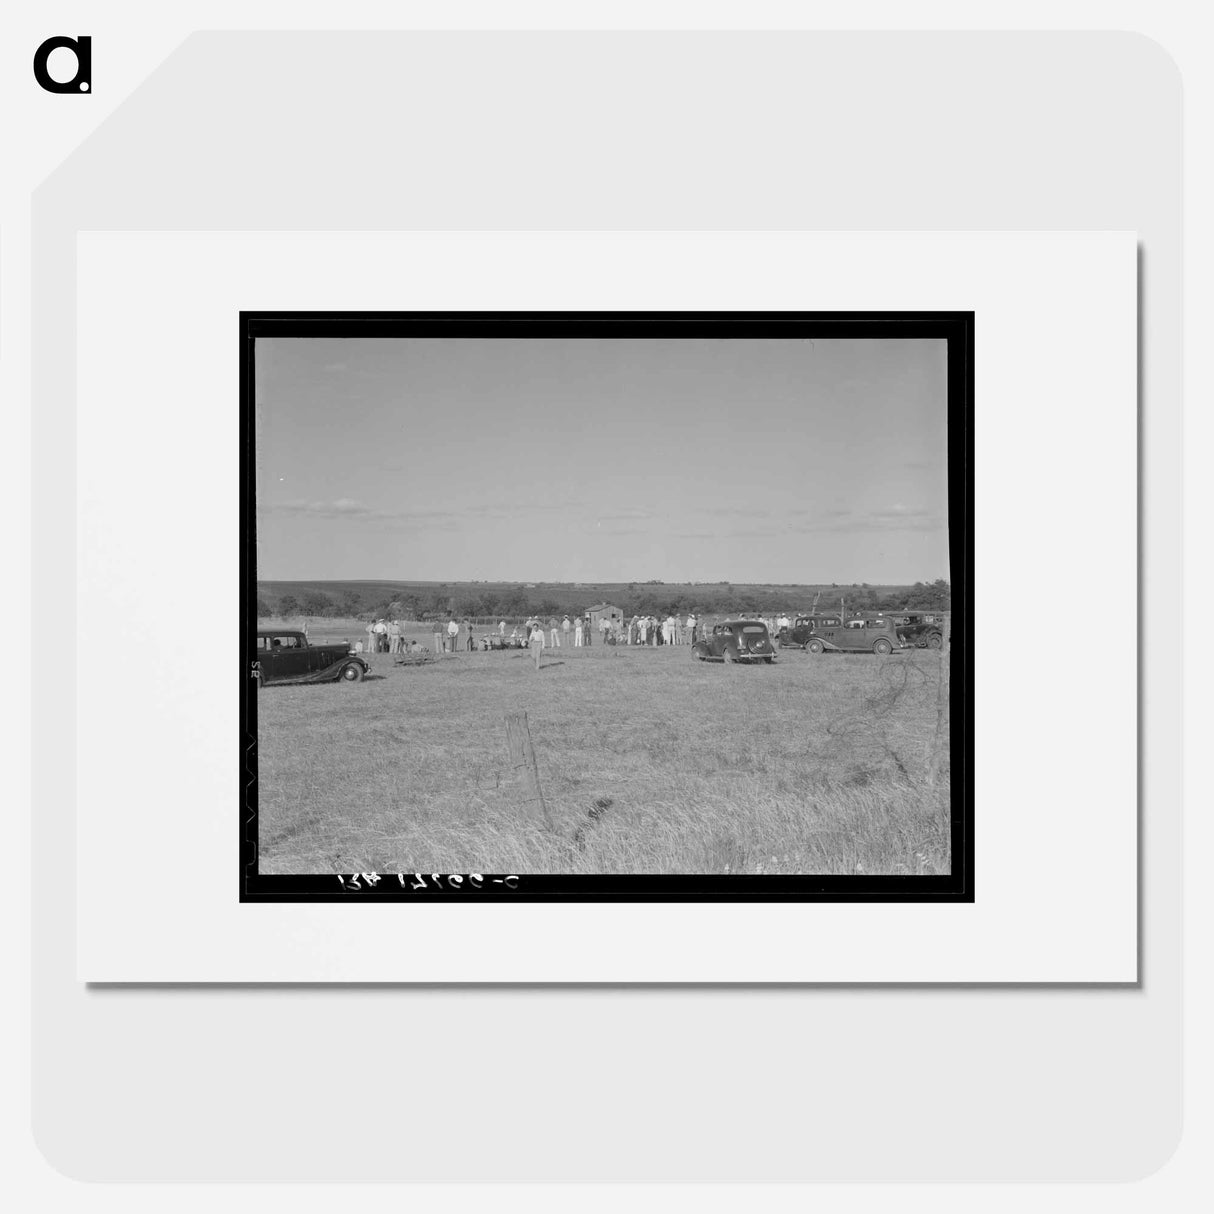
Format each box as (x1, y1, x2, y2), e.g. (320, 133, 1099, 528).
(255, 336, 949, 584)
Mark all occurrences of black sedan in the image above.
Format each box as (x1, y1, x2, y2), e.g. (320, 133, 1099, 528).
(692, 620, 777, 664)
(254, 630, 370, 686)
(777, 614, 842, 647)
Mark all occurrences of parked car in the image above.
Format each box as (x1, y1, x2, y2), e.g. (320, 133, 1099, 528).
(254, 630, 369, 686)
(692, 619, 778, 664)
(777, 614, 843, 647)
(481, 634, 528, 650)
(889, 613, 946, 649)
(804, 616, 908, 655)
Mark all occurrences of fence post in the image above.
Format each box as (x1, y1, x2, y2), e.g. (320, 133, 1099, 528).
(504, 711, 554, 829)
(927, 616, 951, 787)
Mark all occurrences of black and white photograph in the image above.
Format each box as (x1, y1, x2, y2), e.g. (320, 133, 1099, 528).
(241, 312, 972, 900)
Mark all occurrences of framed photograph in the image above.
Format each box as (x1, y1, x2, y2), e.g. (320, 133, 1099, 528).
(75, 229, 1134, 981)
(241, 310, 973, 903)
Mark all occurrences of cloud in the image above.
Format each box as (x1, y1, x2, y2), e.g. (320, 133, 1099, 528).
(263, 498, 455, 528)
(699, 506, 774, 520)
(785, 504, 943, 534)
(261, 497, 585, 528)
(596, 507, 653, 522)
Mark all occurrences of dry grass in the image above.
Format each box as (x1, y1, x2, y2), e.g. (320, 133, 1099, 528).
(255, 635, 951, 876)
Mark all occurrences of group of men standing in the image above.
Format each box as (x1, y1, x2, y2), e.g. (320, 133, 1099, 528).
(509, 615, 593, 648)
(623, 614, 698, 646)
(355, 608, 807, 661)
(521, 614, 601, 667)
(362, 618, 399, 653)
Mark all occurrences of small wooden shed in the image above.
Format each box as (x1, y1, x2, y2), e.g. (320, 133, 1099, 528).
(586, 602, 624, 631)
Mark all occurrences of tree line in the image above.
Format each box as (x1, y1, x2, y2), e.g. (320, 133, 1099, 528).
(257, 578, 950, 622)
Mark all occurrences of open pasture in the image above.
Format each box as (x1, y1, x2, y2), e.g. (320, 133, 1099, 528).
(255, 640, 951, 876)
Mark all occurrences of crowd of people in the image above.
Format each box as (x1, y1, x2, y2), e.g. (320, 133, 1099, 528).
(351, 610, 801, 663)
(355, 619, 429, 655)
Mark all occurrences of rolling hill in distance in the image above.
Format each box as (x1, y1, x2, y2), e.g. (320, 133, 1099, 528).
(257, 579, 950, 619)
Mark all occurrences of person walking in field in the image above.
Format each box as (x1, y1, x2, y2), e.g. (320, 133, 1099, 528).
(465, 620, 474, 652)
(583, 616, 592, 647)
(529, 620, 546, 669)
(447, 617, 459, 654)
(549, 618, 561, 648)
(562, 615, 571, 645)
(574, 616, 584, 647)
(499, 620, 507, 636)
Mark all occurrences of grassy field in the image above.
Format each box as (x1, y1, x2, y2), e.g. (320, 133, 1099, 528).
(256, 625, 952, 876)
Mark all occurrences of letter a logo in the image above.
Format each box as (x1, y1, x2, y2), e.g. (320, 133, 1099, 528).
(33, 35, 92, 93)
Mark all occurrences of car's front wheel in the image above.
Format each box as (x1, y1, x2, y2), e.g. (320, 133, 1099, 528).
(872, 638, 893, 656)
(927, 633, 943, 650)
(339, 662, 365, 682)
(806, 639, 824, 654)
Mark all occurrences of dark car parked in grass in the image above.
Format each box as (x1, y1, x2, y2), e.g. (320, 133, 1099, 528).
(803, 616, 909, 656)
(254, 630, 369, 686)
(777, 614, 843, 647)
(889, 613, 946, 649)
(693, 619, 778, 664)
(480, 633, 528, 650)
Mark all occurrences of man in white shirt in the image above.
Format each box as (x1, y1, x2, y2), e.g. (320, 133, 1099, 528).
(447, 618, 459, 653)
(529, 621, 546, 669)
(686, 613, 697, 645)
(499, 620, 507, 636)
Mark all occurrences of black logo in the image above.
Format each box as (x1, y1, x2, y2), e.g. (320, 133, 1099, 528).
(33, 36, 91, 94)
